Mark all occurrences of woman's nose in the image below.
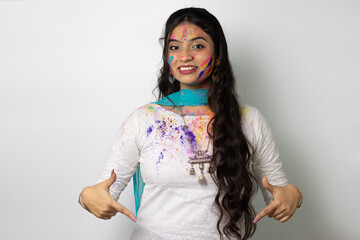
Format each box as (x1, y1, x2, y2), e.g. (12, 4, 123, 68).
(180, 49, 194, 61)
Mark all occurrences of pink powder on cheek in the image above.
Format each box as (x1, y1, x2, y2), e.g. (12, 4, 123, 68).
(196, 56, 214, 80)
(201, 55, 212, 68)
(203, 65, 213, 75)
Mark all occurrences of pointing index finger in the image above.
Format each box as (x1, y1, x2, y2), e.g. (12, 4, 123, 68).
(253, 202, 276, 223)
(109, 198, 137, 222)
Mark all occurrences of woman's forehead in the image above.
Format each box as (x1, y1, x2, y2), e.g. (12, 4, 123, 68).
(170, 22, 208, 41)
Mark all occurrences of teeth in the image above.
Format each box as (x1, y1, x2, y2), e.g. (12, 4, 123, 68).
(180, 66, 196, 71)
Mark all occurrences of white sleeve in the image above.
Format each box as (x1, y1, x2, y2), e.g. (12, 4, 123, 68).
(95, 109, 142, 201)
(243, 107, 289, 205)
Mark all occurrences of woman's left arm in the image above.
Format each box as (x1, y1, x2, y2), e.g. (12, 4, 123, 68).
(245, 107, 303, 223)
(253, 176, 303, 223)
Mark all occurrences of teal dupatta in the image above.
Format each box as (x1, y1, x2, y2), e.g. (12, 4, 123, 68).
(132, 88, 209, 216)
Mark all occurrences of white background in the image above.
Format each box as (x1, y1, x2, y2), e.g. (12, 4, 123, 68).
(1, 0, 359, 239)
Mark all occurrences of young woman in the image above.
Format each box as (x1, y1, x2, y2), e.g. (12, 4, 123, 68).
(79, 7, 303, 240)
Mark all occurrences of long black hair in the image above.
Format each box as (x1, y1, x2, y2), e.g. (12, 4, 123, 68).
(156, 8, 257, 240)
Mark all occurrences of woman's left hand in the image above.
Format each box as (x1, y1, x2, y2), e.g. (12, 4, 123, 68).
(253, 176, 303, 223)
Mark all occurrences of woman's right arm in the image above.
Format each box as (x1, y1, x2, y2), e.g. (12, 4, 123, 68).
(78, 109, 143, 222)
(79, 170, 136, 222)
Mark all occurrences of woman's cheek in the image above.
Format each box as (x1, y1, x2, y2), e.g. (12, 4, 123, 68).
(168, 56, 175, 75)
(196, 55, 214, 80)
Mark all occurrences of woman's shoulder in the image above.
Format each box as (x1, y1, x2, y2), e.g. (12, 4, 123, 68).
(240, 104, 262, 122)
(123, 103, 170, 125)
(131, 103, 164, 116)
(240, 104, 271, 140)
(117, 103, 162, 134)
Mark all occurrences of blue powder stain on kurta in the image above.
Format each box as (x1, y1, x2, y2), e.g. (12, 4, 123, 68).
(147, 126, 153, 137)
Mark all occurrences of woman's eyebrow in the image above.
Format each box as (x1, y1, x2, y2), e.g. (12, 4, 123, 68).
(190, 36, 208, 42)
(168, 36, 208, 43)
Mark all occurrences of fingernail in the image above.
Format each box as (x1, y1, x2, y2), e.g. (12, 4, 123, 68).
(131, 216, 137, 222)
(253, 217, 259, 224)
(111, 169, 114, 176)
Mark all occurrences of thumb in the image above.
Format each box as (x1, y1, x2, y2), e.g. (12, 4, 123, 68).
(103, 169, 116, 189)
(262, 176, 275, 193)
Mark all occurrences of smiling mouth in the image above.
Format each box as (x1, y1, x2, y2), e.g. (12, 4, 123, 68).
(178, 66, 197, 71)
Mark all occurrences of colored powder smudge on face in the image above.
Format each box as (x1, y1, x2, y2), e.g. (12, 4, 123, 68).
(197, 70, 205, 80)
(203, 65, 213, 76)
(197, 56, 213, 80)
(182, 25, 188, 41)
(201, 55, 212, 68)
(168, 56, 175, 75)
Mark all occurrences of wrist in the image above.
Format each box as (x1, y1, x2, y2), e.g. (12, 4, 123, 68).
(297, 188, 303, 208)
(285, 184, 303, 208)
(78, 190, 87, 210)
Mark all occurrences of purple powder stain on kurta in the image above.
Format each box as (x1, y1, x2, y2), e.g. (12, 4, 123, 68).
(179, 135, 184, 144)
(155, 120, 167, 137)
(155, 150, 166, 175)
(181, 126, 198, 151)
(156, 151, 164, 165)
(147, 125, 153, 137)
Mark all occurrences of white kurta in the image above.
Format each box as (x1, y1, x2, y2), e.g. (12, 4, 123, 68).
(95, 103, 288, 240)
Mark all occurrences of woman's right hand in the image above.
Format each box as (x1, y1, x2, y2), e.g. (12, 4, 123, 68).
(79, 169, 137, 222)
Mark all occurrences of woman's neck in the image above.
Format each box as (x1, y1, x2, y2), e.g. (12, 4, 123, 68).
(179, 79, 212, 90)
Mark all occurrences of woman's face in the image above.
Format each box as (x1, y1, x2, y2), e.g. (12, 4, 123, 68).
(167, 22, 215, 89)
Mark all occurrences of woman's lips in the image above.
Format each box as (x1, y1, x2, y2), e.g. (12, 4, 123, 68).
(178, 65, 198, 74)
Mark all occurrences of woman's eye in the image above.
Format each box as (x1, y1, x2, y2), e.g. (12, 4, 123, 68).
(169, 45, 178, 50)
(193, 44, 204, 49)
